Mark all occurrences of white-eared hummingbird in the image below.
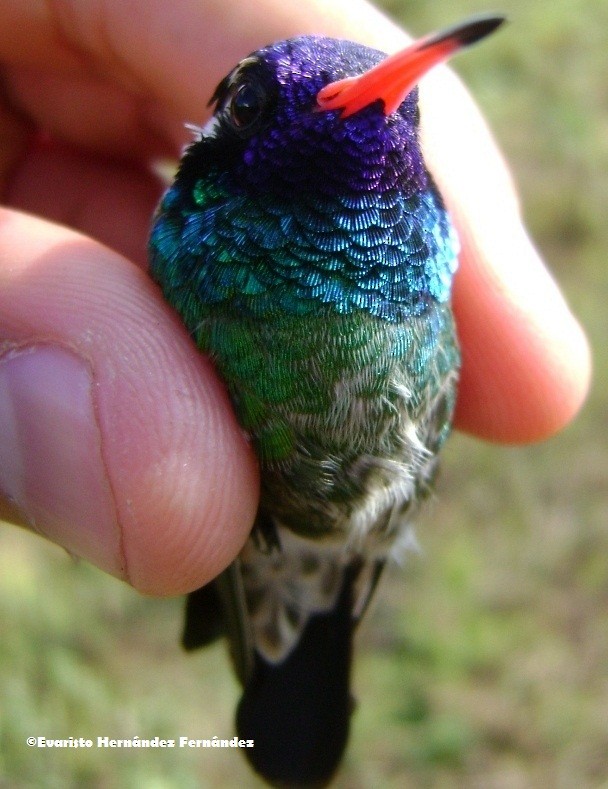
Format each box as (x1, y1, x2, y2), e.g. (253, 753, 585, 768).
(149, 14, 505, 786)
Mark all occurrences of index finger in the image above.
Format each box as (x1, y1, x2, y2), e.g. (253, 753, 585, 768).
(1, 0, 590, 442)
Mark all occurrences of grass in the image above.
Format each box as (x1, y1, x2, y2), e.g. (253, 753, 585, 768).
(1, 1, 607, 786)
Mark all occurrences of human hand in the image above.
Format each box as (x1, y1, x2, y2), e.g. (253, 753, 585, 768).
(0, 0, 590, 595)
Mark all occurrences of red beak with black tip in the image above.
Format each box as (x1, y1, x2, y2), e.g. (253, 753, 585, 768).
(317, 14, 506, 118)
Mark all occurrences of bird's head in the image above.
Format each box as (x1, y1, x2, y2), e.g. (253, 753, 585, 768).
(150, 15, 504, 322)
(193, 15, 505, 198)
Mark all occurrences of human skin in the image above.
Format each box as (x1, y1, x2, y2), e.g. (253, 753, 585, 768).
(0, 0, 590, 595)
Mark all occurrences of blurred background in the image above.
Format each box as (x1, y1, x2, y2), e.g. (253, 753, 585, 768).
(1, 0, 606, 786)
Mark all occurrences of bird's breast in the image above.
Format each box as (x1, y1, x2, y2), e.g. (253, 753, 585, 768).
(200, 303, 458, 539)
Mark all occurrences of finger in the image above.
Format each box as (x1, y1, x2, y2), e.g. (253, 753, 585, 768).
(6, 138, 161, 267)
(417, 67, 591, 443)
(0, 0, 409, 153)
(1, 0, 590, 442)
(0, 208, 259, 595)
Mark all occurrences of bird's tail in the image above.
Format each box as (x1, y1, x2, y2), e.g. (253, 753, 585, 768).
(236, 560, 361, 787)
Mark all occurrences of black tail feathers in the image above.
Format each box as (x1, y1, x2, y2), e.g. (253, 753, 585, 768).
(181, 583, 224, 651)
(236, 562, 360, 787)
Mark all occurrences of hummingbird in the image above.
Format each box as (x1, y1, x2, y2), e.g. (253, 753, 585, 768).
(149, 14, 504, 786)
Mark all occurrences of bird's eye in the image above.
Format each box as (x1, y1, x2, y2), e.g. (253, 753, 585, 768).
(229, 82, 266, 132)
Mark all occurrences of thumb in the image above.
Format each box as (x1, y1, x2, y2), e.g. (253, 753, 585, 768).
(0, 208, 258, 595)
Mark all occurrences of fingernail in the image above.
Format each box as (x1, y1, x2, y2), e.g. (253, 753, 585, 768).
(0, 345, 126, 578)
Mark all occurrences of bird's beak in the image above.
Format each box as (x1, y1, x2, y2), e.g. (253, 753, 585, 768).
(316, 14, 505, 119)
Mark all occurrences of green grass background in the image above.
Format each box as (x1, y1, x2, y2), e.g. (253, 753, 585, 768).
(1, 1, 606, 786)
